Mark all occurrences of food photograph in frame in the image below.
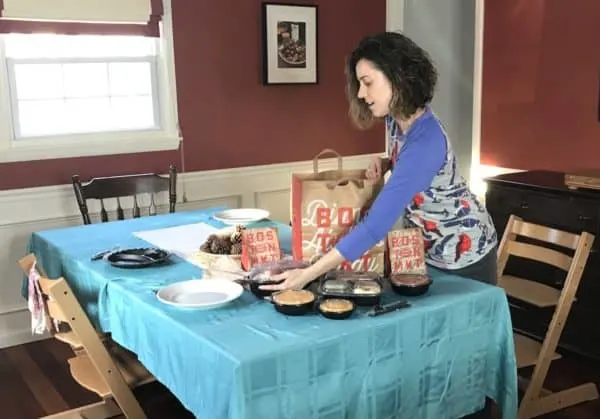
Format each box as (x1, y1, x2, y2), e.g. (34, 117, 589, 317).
(262, 3, 318, 85)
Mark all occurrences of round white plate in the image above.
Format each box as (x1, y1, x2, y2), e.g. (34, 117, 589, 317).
(213, 208, 270, 225)
(156, 279, 243, 309)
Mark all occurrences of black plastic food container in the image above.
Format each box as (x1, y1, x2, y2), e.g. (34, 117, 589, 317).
(269, 289, 316, 316)
(246, 259, 310, 299)
(389, 274, 432, 296)
(318, 298, 355, 320)
(249, 280, 281, 298)
(317, 270, 383, 306)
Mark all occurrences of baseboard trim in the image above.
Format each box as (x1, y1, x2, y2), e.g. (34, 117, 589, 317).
(1, 329, 49, 349)
(0, 304, 27, 316)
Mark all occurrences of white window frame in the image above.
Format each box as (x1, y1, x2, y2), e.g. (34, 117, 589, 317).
(0, 0, 180, 163)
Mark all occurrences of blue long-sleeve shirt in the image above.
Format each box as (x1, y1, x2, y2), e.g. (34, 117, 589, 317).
(336, 108, 447, 262)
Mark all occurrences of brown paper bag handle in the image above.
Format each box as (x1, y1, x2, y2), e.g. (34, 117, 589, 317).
(325, 178, 365, 189)
(313, 149, 343, 174)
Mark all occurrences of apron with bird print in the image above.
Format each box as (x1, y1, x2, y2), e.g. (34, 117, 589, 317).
(386, 113, 497, 270)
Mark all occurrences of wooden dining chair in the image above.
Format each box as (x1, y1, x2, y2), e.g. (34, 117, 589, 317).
(18, 254, 154, 419)
(72, 164, 177, 225)
(497, 215, 598, 418)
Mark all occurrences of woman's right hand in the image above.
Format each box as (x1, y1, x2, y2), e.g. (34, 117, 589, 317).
(366, 156, 382, 179)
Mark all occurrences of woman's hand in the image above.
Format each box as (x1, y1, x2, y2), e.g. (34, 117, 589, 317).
(258, 268, 314, 291)
(258, 249, 346, 292)
(366, 156, 383, 180)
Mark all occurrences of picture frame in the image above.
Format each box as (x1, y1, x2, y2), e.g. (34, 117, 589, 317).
(261, 3, 318, 85)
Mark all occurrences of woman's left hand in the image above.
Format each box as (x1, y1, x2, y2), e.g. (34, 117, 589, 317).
(258, 268, 314, 291)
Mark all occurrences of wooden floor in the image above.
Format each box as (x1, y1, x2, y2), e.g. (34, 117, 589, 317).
(2, 339, 600, 419)
(0, 338, 193, 419)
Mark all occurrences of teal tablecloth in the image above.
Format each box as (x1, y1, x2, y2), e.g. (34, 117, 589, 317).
(27, 208, 518, 419)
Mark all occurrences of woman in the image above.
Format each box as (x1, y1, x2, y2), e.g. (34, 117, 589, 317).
(261, 31, 498, 292)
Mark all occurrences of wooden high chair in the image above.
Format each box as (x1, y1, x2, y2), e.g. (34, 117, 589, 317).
(497, 215, 598, 418)
(19, 254, 154, 419)
(19, 254, 109, 355)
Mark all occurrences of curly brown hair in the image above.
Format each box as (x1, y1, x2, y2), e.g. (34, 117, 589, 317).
(345, 31, 438, 129)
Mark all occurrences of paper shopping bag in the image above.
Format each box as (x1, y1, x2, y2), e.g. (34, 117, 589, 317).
(291, 149, 385, 272)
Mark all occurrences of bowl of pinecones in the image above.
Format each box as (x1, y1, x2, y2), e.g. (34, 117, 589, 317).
(190, 226, 245, 271)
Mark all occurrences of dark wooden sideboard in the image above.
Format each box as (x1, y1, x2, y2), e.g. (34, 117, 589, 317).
(485, 170, 600, 361)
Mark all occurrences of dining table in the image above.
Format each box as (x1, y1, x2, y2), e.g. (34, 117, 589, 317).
(26, 207, 518, 419)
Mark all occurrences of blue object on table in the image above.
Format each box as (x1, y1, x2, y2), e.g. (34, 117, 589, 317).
(27, 208, 518, 419)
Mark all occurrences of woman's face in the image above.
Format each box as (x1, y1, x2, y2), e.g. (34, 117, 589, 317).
(355, 59, 393, 118)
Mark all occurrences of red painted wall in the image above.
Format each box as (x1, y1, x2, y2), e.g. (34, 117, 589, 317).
(481, 0, 600, 171)
(0, 0, 385, 190)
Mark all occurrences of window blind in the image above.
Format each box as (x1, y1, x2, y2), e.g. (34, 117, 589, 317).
(0, 0, 163, 36)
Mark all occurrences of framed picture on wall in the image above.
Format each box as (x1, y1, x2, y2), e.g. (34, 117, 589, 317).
(261, 3, 318, 85)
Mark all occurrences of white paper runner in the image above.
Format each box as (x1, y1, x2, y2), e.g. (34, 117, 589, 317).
(133, 222, 218, 258)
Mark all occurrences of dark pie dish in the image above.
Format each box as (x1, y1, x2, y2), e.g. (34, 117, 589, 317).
(389, 273, 432, 296)
(270, 289, 316, 316)
(106, 248, 170, 269)
(318, 298, 355, 320)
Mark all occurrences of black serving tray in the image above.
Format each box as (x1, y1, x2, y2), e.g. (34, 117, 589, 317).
(105, 248, 171, 269)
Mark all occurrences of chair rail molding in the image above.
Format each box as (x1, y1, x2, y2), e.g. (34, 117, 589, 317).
(0, 153, 375, 348)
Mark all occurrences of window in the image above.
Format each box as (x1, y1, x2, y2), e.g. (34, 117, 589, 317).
(7, 34, 160, 138)
(0, 1, 180, 163)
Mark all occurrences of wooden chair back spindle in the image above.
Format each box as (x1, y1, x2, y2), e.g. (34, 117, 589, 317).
(72, 165, 177, 225)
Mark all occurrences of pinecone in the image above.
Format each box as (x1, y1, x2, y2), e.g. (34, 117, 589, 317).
(230, 225, 245, 245)
(200, 234, 218, 252)
(231, 242, 242, 255)
(210, 236, 232, 254)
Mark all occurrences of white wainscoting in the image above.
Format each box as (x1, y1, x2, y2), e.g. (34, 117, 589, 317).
(0, 153, 376, 348)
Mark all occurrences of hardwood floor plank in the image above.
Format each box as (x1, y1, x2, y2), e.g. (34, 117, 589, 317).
(5, 344, 70, 415)
(0, 349, 45, 419)
(44, 335, 77, 365)
(33, 339, 100, 407)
